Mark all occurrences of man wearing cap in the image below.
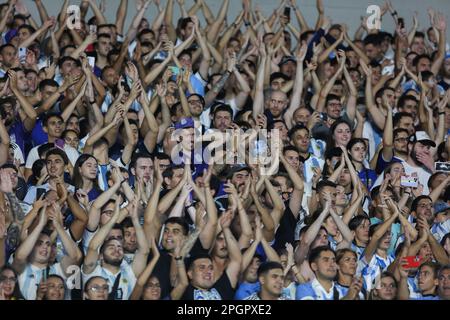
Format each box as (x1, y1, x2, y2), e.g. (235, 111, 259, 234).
(431, 202, 450, 243)
(270, 72, 290, 91)
(402, 131, 436, 194)
(279, 56, 297, 79)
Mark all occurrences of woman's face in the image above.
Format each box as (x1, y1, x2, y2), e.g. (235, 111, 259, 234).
(46, 277, 65, 300)
(0, 269, 16, 297)
(350, 142, 366, 163)
(323, 215, 338, 237)
(376, 276, 397, 300)
(333, 123, 351, 147)
(143, 276, 162, 300)
(355, 219, 370, 244)
(80, 157, 98, 180)
(338, 252, 357, 277)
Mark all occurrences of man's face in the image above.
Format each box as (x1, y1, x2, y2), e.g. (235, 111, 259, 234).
(281, 61, 296, 78)
(30, 234, 51, 264)
(133, 157, 153, 183)
(326, 99, 342, 119)
(284, 150, 300, 171)
(346, 50, 359, 68)
(323, 215, 338, 237)
(438, 269, 450, 300)
(97, 36, 112, 57)
(417, 57, 431, 72)
(244, 257, 261, 283)
(364, 43, 380, 60)
(166, 168, 184, 189)
(393, 131, 409, 154)
(212, 233, 228, 259)
(311, 250, 337, 280)
(415, 198, 434, 225)
(231, 170, 250, 191)
(418, 265, 438, 293)
(41, 84, 58, 101)
(17, 27, 31, 42)
(46, 154, 65, 178)
(269, 92, 288, 118)
(338, 168, 351, 187)
(15, 70, 29, 92)
(411, 37, 426, 55)
(123, 226, 137, 254)
(399, 99, 418, 120)
(1, 102, 15, 126)
(293, 108, 310, 126)
(213, 111, 232, 132)
(61, 60, 77, 76)
(187, 96, 203, 117)
(102, 239, 124, 267)
(181, 22, 195, 39)
(26, 72, 38, 92)
(189, 258, 215, 290)
(64, 131, 80, 149)
(330, 84, 344, 97)
(319, 186, 336, 209)
(292, 129, 310, 154)
(179, 53, 192, 70)
(162, 223, 186, 251)
(103, 68, 119, 88)
(335, 185, 347, 207)
(85, 277, 109, 300)
(0, 46, 16, 68)
(312, 229, 329, 248)
(100, 202, 115, 226)
(397, 116, 415, 136)
(270, 77, 286, 91)
(2, 167, 18, 189)
(260, 268, 284, 297)
(44, 116, 65, 139)
(382, 90, 396, 108)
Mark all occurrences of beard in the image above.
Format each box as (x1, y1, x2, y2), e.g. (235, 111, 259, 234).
(104, 255, 123, 267)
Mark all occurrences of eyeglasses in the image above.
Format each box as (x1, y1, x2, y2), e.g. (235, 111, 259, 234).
(88, 285, 109, 292)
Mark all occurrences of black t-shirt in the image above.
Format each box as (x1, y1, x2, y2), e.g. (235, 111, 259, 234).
(272, 203, 298, 252)
(149, 249, 173, 298)
(181, 272, 235, 300)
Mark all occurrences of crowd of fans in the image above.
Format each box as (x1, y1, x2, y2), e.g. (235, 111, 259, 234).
(0, 0, 449, 301)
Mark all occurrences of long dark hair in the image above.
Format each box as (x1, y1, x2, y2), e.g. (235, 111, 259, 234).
(0, 265, 25, 300)
(72, 154, 100, 191)
(325, 118, 352, 156)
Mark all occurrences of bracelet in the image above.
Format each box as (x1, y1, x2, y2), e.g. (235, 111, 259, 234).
(438, 112, 445, 115)
(391, 11, 398, 16)
(174, 256, 183, 261)
(89, 100, 95, 104)
(25, 14, 31, 19)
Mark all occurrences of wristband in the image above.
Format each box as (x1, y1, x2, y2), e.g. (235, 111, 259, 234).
(174, 256, 183, 261)
(391, 11, 398, 16)
(25, 14, 31, 19)
(438, 112, 445, 115)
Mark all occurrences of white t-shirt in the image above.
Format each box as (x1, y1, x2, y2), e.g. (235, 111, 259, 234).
(25, 144, 80, 169)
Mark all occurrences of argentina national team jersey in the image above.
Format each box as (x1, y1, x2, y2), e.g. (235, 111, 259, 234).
(430, 220, 450, 243)
(18, 263, 66, 300)
(296, 279, 342, 300)
(407, 275, 421, 299)
(357, 253, 395, 292)
(350, 243, 366, 261)
(82, 260, 136, 300)
(335, 283, 366, 300)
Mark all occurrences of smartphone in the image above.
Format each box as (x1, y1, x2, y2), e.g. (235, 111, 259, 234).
(401, 256, 423, 269)
(36, 188, 46, 200)
(42, 270, 47, 282)
(320, 113, 328, 122)
(169, 66, 180, 76)
(283, 7, 291, 22)
(435, 162, 450, 172)
(89, 24, 97, 34)
(398, 18, 405, 29)
(18, 47, 27, 63)
(400, 176, 418, 188)
(88, 56, 96, 70)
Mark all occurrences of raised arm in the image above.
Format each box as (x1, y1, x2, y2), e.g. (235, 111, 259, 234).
(220, 210, 242, 289)
(83, 200, 121, 274)
(252, 44, 267, 121)
(12, 206, 47, 274)
(199, 166, 218, 250)
(128, 197, 150, 277)
(116, 0, 128, 36)
(360, 60, 386, 130)
(431, 13, 446, 76)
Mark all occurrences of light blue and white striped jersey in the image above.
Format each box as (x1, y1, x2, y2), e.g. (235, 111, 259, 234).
(411, 294, 440, 300)
(335, 283, 366, 300)
(82, 260, 136, 300)
(357, 253, 395, 292)
(18, 263, 66, 300)
(407, 275, 421, 299)
(350, 243, 366, 261)
(431, 220, 450, 243)
(296, 279, 342, 300)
